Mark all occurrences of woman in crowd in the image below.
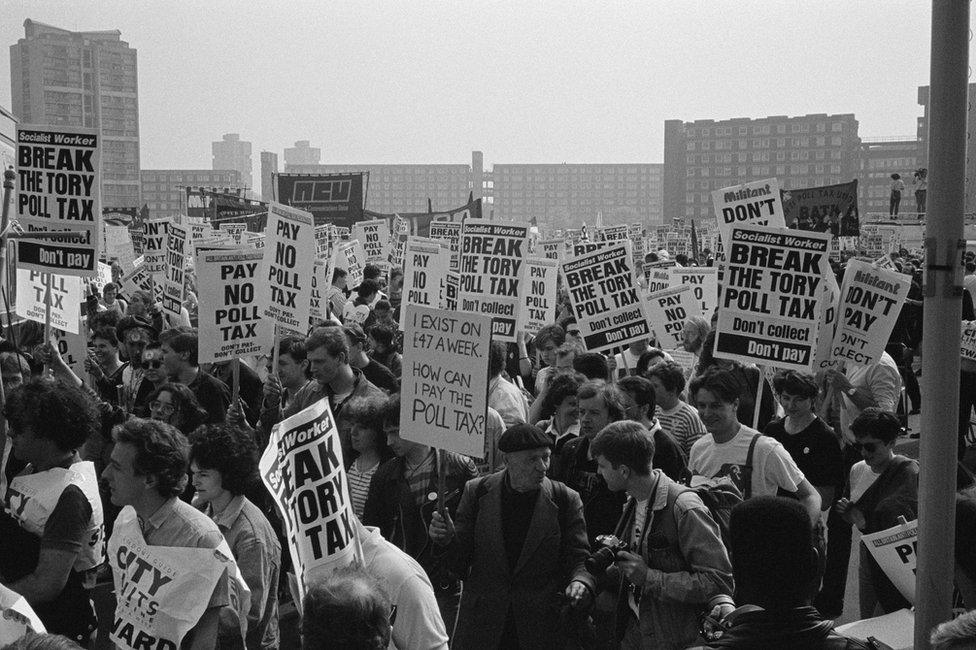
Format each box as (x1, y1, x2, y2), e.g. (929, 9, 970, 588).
(529, 324, 566, 394)
(147, 382, 208, 436)
(131, 342, 169, 417)
(835, 408, 918, 617)
(695, 330, 776, 430)
(533, 373, 582, 453)
(765, 371, 845, 509)
(0, 381, 103, 645)
(344, 396, 392, 518)
(100, 282, 127, 315)
(189, 424, 281, 650)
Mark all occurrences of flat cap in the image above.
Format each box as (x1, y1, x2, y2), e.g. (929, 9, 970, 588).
(498, 423, 553, 453)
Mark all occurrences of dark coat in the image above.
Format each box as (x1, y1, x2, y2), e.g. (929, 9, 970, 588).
(443, 472, 595, 649)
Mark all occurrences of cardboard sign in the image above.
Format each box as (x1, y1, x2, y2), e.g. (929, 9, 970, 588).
(668, 267, 718, 317)
(108, 507, 247, 650)
(260, 398, 359, 603)
(16, 124, 101, 276)
(335, 240, 366, 289)
(645, 285, 704, 348)
(161, 223, 187, 318)
(516, 257, 559, 337)
(15, 269, 82, 334)
(963, 321, 976, 363)
(105, 224, 137, 272)
(197, 249, 271, 364)
(262, 203, 317, 332)
(142, 219, 170, 275)
(400, 237, 451, 331)
(713, 178, 786, 249)
(400, 305, 490, 458)
(861, 519, 917, 604)
(0, 583, 45, 644)
(562, 242, 651, 353)
(830, 258, 910, 366)
(458, 219, 531, 342)
(220, 222, 247, 246)
(352, 218, 390, 269)
(429, 221, 462, 272)
(714, 225, 830, 371)
(813, 270, 841, 370)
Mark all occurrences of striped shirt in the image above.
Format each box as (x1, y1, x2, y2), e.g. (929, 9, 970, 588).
(347, 460, 381, 518)
(655, 400, 708, 456)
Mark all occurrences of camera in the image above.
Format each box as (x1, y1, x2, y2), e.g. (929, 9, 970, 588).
(584, 534, 629, 576)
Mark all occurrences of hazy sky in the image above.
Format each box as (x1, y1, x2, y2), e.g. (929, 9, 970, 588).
(1, 1, 967, 180)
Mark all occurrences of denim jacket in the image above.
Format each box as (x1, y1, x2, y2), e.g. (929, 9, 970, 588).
(612, 471, 734, 649)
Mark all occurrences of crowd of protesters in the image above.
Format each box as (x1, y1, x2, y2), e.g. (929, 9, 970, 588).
(0, 245, 974, 650)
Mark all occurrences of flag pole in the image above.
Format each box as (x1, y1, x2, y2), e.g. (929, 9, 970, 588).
(915, 1, 969, 647)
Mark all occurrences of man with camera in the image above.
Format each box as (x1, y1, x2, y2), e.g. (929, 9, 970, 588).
(587, 421, 734, 649)
(428, 424, 595, 649)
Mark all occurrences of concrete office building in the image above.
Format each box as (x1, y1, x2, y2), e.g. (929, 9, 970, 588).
(141, 169, 241, 216)
(489, 163, 663, 228)
(283, 140, 320, 166)
(917, 83, 976, 212)
(10, 19, 141, 209)
(663, 113, 861, 222)
(260, 151, 278, 201)
(212, 133, 252, 194)
(856, 137, 922, 215)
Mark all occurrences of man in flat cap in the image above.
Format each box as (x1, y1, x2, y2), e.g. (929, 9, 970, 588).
(429, 424, 595, 649)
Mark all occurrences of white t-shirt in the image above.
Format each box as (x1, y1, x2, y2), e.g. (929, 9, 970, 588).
(613, 348, 643, 377)
(689, 426, 805, 498)
(849, 460, 881, 502)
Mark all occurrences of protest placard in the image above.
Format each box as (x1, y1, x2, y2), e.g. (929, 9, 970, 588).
(429, 221, 462, 272)
(573, 241, 609, 257)
(963, 321, 976, 363)
(714, 225, 829, 371)
(400, 237, 451, 330)
(597, 224, 629, 242)
(830, 258, 910, 366)
(260, 398, 359, 602)
(562, 242, 651, 353)
(458, 219, 530, 342)
(645, 285, 704, 348)
(540, 239, 563, 261)
(352, 218, 390, 269)
(142, 219, 170, 275)
(813, 270, 841, 370)
(515, 256, 558, 337)
(335, 239, 366, 289)
(108, 507, 247, 650)
(861, 519, 917, 604)
(0, 583, 45, 645)
(161, 223, 187, 318)
(16, 124, 101, 276)
(309, 260, 327, 324)
(643, 260, 675, 291)
(262, 203, 317, 332)
(712, 178, 786, 249)
(197, 248, 270, 364)
(105, 224, 136, 272)
(248, 233, 265, 249)
(221, 222, 247, 246)
(120, 258, 155, 299)
(443, 271, 460, 311)
(666, 348, 697, 378)
(15, 268, 82, 334)
(51, 324, 87, 377)
(669, 266, 718, 316)
(400, 305, 490, 458)
(188, 221, 207, 241)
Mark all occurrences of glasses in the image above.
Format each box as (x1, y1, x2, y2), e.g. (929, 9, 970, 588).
(150, 401, 175, 414)
(143, 360, 163, 369)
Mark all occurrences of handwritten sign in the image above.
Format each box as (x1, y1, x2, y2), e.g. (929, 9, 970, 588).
(400, 305, 490, 458)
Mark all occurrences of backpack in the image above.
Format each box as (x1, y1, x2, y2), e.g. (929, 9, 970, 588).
(678, 434, 758, 549)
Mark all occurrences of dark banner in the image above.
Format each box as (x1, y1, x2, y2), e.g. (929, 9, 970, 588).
(782, 180, 859, 237)
(276, 172, 365, 227)
(364, 197, 482, 238)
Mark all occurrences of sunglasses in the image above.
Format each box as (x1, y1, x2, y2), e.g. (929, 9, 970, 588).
(143, 360, 164, 369)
